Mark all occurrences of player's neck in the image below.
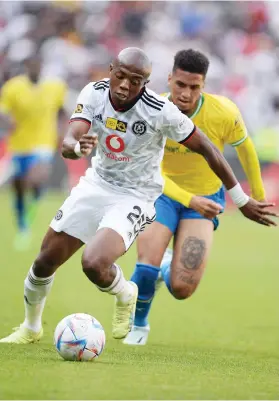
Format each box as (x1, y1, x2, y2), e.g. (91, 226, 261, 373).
(187, 94, 203, 118)
(169, 93, 203, 118)
(28, 75, 39, 84)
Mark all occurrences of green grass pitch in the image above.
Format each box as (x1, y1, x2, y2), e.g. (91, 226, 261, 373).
(0, 191, 278, 400)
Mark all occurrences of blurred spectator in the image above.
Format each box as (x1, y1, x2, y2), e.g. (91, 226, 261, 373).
(0, 0, 278, 138)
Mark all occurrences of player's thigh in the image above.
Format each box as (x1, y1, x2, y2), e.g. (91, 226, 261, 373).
(25, 152, 54, 187)
(83, 196, 156, 267)
(137, 222, 173, 266)
(34, 228, 84, 276)
(11, 155, 29, 191)
(171, 219, 214, 297)
(137, 193, 179, 266)
(50, 177, 105, 245)
(82, 192, 155, 269)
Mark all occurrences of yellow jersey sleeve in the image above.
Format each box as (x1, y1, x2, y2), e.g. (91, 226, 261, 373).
(49, 80, 67, 109)
(163, 174, 194, 207)
(235, 137, 266, 201)
(0, 81, 14, 114)
(223, 107, 248, 147)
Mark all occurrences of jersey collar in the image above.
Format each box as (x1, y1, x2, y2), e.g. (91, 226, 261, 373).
(167, 92, 204, 118)
(109, 87, 145, 112)
(188, 94, 204, 118)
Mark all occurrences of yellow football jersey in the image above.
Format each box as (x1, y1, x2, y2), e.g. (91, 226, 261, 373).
(0, 75, 67, 153)
(162, 92, 248, 195)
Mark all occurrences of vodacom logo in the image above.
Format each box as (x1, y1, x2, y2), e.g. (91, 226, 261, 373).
(106, 134, 125, 153)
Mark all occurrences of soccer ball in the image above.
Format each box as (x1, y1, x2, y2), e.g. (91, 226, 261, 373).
(54, 313, 105, 362)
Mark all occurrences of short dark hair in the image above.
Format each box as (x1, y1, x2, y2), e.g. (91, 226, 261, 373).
(173, 49, 209, 77)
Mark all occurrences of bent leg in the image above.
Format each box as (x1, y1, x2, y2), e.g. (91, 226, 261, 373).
(130, 194, 179, 330)
(0, 228, 83, 343)
(170, 219, 214, 300)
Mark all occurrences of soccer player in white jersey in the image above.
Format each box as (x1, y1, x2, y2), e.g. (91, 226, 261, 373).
(0, 47, 276, 344)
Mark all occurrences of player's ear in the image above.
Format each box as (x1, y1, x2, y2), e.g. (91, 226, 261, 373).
(168, 73, 172, 85)
(201, 76, 206, 89)
(109, 63, 113, 73)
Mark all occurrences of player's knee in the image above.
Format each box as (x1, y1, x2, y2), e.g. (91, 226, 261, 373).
(170, 280, 198, 300)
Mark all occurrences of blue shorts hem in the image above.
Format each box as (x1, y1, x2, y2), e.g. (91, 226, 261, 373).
(155, 187, 226, 232)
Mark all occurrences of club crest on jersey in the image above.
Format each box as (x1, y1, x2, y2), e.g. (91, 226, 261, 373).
(132, 121, 147, 136)
(55, 210, 63, 221)
(74, 104, 83, 113)
(106, 117, 127, 133)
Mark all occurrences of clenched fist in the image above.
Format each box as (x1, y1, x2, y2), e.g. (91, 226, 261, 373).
(78, 134, 98, 157)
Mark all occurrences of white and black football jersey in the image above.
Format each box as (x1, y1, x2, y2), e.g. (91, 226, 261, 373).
(70, 78, 195, 201)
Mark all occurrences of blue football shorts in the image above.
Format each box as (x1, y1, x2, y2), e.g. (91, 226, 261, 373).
(155, 186, 226, 232)
(12, 150, 54, 178)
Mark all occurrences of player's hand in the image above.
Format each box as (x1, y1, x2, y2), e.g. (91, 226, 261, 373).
(189, 196, 223, 219)
(79, 134, 98, 157)
(239, 198, 278, 226)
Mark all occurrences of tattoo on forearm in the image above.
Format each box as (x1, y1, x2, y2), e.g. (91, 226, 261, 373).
(180, 236, 206, 270)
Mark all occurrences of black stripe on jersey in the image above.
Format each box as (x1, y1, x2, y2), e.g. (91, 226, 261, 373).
(179, 125, 197, 145)
(94, 82, 109, 88)
(141, 97, 162, 111)
(142, 94, 164, 110)
(94, 85, 109, 91)
(70, 117, 91, 126)
(143, 91, 165, 106)
(93, 80, 110, 88)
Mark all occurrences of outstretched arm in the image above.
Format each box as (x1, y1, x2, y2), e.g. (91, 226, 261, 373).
(235, 137, 265, 201)
(181, 127, 277, 226)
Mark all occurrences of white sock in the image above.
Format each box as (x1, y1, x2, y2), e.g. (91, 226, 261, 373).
(23, 265, 55, 332)
(97, 264, 135, 305)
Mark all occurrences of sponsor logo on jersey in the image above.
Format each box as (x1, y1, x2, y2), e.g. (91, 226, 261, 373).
(106, 134, 125, 153)
(74, 104, 83, 113)
(103, 150, 130, 162)
(165, 144, 194, 154)
(132, 120, 147, 136)
(106, 117, 127, 132)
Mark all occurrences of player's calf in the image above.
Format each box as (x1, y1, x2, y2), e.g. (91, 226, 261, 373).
(82, 228, 138, 339)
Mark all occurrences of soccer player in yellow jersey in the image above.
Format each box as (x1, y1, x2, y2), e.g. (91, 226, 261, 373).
(0, 55, 67, 249)
(124, 49, 270, 345)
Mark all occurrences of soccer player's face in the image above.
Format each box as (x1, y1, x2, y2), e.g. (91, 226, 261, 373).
(109, 64, 148, 107)
(169, 69, 204, 114)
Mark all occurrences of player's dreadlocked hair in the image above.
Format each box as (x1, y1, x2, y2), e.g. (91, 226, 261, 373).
(173, 49, 209, 77)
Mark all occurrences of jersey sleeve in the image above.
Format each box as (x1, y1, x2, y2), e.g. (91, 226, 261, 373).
(224, 108, 248, 147)
(0, 82, 14, 114)
(70, 83, 97, 126)
(157, 100, 196, 143)
(56, 81, 67, 109)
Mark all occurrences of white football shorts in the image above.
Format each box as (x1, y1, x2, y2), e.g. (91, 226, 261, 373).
(50, 173, 156, 250)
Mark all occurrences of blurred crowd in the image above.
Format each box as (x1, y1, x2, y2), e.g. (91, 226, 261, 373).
(0, 0, 279, 144)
